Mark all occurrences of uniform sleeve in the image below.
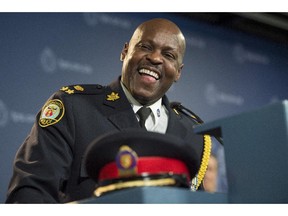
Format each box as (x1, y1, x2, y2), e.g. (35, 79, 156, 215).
(5, 91, 75, 203)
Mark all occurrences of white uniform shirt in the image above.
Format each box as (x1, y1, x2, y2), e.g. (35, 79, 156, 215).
(121, 82, 168, 134)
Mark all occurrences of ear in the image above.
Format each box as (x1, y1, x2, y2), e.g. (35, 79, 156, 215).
(175, 63, 184, 82)
(120, 42, 129, 61)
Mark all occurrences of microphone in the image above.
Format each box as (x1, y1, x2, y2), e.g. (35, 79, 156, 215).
(170, 101, 223, 145)
(170, 101, 204, 124)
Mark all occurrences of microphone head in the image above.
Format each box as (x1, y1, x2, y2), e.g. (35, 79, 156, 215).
(170, 101, 181, 109)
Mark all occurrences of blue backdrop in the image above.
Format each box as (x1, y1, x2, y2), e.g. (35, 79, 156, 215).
(0, 13, 287, 203)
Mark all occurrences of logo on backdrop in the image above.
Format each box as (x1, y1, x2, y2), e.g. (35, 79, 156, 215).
(83, 13, 131, 29)
(0, 99, 35, 128)
(205, 83, 244, 106)
(185, 35, 206, 49)
(40, 47, 93, 75)
(0, 100, 9, 127)
(233, 44, 270, 65)
(40, 48, 57, 73)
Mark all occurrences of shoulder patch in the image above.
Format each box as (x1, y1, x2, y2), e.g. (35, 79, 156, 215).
(39, 99, 65, 127)
(60, 84, 104, 95)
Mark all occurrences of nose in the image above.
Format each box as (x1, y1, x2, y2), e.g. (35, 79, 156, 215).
(146, 50, 163, 64)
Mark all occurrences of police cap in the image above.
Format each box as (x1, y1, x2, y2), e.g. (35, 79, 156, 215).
(84, 129, 201, 196)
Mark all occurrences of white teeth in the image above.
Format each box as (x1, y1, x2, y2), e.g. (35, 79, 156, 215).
(139, 68, 159, 80)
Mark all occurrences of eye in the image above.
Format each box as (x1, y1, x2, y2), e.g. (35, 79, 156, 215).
(138, 43, 152, 51)
(163, 52, 176, 60)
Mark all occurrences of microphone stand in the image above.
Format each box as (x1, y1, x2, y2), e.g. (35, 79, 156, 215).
(170, 101, 223, 145)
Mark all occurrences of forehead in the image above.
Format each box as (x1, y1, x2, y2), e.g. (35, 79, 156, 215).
(132, 26, 183, 49)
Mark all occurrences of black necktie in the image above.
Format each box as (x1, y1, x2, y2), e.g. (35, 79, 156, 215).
(137, 106, 151, 130)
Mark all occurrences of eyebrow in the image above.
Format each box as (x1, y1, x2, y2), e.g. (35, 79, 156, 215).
(138, 39, 179, 51)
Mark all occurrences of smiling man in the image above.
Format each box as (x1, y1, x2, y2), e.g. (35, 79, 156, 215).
(120, 18, 185, 106)
(6, 18, 210, 203)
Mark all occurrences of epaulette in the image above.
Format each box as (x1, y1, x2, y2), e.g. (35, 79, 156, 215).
(59, 84, 105, 95)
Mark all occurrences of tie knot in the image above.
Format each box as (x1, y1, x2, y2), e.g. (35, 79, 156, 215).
(137, 106, 151, 129)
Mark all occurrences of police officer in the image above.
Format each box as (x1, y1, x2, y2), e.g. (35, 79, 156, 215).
(6, 18, 210, 203)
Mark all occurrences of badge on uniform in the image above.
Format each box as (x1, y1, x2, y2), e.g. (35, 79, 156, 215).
(116, 145, 138, 177)
(39, 99, 65, 127)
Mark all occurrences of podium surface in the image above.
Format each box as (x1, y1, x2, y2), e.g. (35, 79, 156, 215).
(75, 187, 228, 204)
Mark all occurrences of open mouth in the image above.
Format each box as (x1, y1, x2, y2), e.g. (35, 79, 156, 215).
(139, 68, 160, 80)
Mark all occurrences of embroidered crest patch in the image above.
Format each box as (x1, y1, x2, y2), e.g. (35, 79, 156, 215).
(39, 99, 65, 127)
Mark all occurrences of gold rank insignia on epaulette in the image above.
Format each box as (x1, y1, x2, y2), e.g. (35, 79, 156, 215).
(106, 92, 120, 101)
(60, 85, 85, 94)
(39, 99, 65, 127)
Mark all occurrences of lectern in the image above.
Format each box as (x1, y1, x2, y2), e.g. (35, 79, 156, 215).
(76, 100, 288, 204)
(194, 100, 288, 203)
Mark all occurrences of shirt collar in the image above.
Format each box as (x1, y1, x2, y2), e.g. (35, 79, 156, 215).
(120, 81, 163, 117)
